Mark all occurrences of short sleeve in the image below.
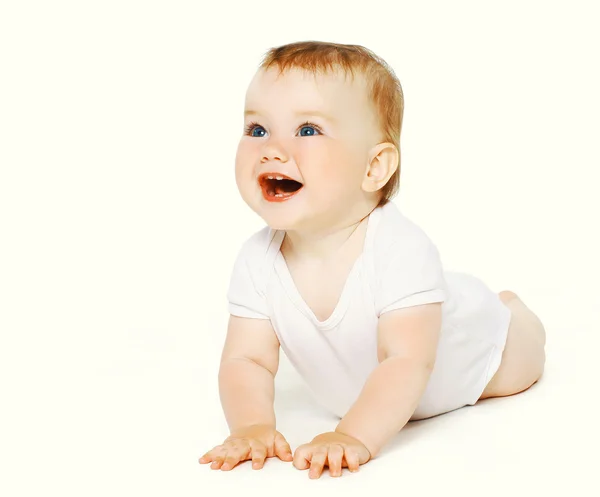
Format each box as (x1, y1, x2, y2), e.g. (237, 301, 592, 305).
(226, 238, 270, 320)
(375, 238, 447, 317)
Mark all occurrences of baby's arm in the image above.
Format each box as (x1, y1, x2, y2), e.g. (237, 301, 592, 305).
(335, 302, 442, 457)
(218, 315, 280, 431)
(199, 315, 294, 471)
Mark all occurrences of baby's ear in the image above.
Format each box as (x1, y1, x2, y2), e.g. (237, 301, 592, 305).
(362, 142, 399, 193)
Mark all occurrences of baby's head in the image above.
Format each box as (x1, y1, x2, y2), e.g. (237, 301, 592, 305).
(235, 41, 404, 231)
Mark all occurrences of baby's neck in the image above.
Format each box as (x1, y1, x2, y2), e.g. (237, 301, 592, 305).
(281, 211, 372, 264)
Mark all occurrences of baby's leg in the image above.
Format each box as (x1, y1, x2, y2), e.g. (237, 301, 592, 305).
(479, 291, 546, 400)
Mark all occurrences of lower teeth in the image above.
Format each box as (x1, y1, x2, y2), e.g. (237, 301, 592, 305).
(268, 190, 291, 198)
(266, 188, 298, 198)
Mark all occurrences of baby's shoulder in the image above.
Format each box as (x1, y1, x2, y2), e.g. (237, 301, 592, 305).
(235, 225, 280, 272)
(239, 225, 274, 254)
(374, 202, 438, 257)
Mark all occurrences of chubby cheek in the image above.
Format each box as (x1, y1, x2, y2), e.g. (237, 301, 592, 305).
(302, 144, 361, 199)
(234, 143, 256, 197)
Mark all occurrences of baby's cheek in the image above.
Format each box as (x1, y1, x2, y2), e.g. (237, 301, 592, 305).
(234, 141, 257, 168)
(234, 155, 255, 183)
(323, 156, 362, 191)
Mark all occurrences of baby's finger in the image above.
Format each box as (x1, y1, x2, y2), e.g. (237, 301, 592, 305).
(198, 445, 223, 464)
(327, 444, 344, 477)
(309, 447, 327, 479)
(274, 433, 293, 462)
(210, 455, 226, 470)
(199, 452, 212, 464)
(250, 443, 268, 470)
(221, 444, 251, 471)
(204, 447, 228, 469)
(293, 445, 311, 470)
(344, 448, 360, 473)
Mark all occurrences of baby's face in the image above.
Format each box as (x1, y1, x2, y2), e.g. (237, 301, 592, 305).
(235, 66, 382, 231)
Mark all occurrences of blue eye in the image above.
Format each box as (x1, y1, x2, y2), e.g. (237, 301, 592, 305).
(242, 122, 266, 137)
(250, 126, 264, 138)
(299, 124, 321, 137)
(244, 121, 323, 137)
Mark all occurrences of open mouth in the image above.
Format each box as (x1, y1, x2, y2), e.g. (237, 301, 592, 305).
(258, 173, 304, 202)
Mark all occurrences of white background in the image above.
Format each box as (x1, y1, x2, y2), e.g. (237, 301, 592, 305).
(1, 0, 599, 495)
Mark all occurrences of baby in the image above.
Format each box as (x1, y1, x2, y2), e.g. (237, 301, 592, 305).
(199, 41, 546, 479)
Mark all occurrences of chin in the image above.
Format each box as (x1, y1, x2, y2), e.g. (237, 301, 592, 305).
(256, 209, 301, 231)
(240, 189, 304, 230)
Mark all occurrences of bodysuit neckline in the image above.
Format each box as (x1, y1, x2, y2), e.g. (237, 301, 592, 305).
(271, 207, 383, 331)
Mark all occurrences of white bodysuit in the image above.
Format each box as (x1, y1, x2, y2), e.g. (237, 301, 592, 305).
(226, 201, 512, 420)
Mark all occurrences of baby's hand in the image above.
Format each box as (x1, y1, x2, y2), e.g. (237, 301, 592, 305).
(293, 431, 371, 479)
(199, 424, 293, 471)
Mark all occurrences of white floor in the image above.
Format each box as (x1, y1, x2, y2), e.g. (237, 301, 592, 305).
(4, 295, 597, 496)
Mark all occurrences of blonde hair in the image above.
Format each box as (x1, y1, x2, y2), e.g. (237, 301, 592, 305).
(258, 40, 404, 205)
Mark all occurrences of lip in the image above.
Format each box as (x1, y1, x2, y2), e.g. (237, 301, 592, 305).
(257, 172, 304, 203)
